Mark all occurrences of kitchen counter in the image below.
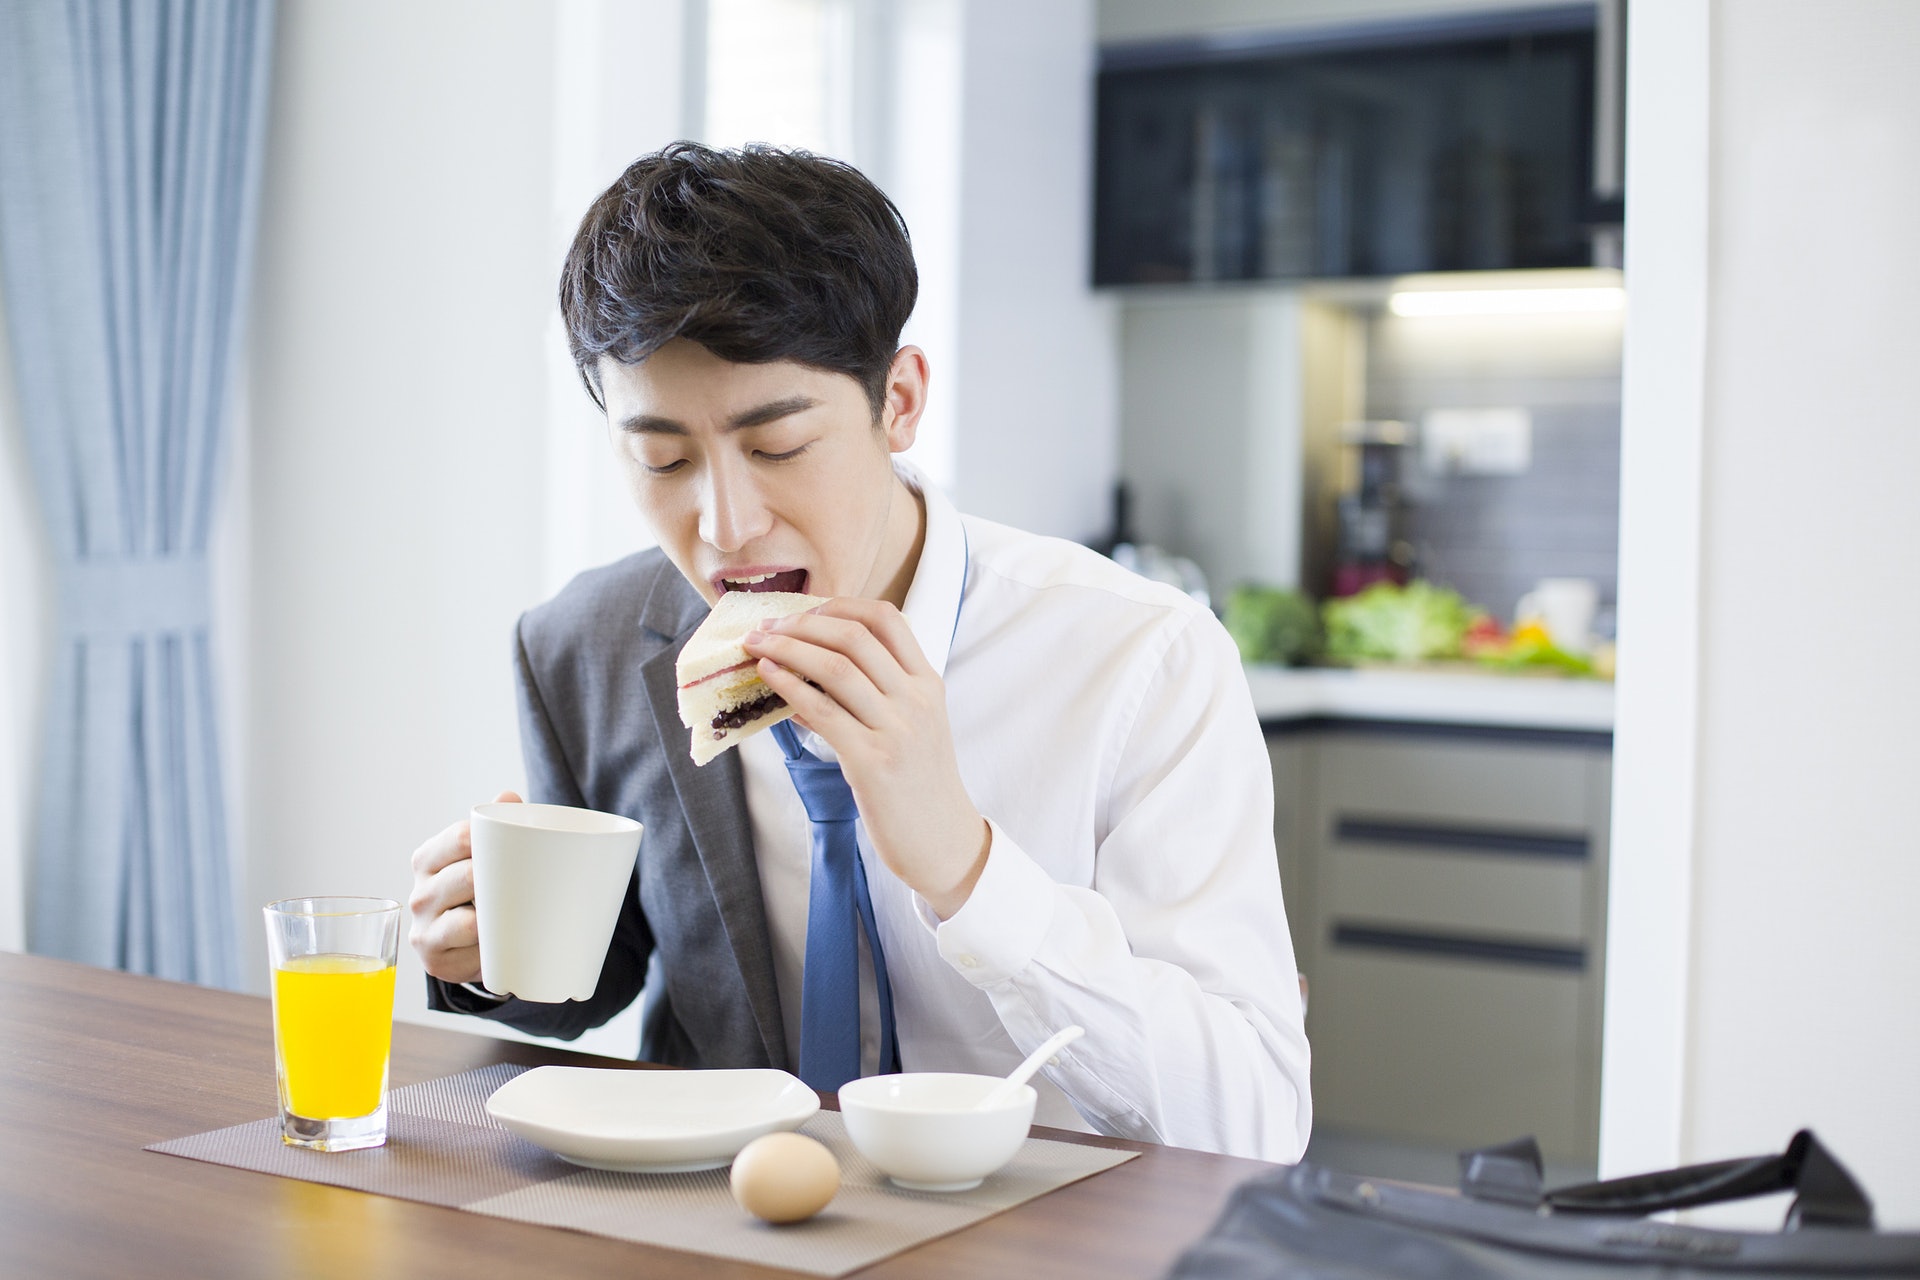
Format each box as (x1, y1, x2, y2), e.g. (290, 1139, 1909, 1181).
(1245, 664, 1615, 733)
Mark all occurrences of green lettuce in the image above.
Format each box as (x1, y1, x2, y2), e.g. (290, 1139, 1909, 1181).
(1322, 581, 1478, 663)
(1223, 585, 1321, 666)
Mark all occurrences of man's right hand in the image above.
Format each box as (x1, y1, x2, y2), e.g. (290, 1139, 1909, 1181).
(408, 789, 521, 984)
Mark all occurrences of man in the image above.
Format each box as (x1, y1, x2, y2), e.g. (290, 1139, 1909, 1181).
(409, 142, 1310, 1161)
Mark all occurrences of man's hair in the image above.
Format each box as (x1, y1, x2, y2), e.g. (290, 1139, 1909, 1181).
(560, 141, 918, 415)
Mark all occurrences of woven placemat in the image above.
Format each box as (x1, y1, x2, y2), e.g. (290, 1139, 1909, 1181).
(147, 1064, 1136, 1276)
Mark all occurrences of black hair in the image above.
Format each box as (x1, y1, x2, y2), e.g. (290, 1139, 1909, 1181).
(559, 141, 918, 415)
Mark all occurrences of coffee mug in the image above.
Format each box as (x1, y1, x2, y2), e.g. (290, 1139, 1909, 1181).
(1515, 577, 1600, 654)
(469, 802, 643, 1002)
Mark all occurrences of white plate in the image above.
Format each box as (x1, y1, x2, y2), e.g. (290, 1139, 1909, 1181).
(485, 1066, 820, 1172)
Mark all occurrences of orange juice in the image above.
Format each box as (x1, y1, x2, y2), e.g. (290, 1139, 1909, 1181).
(272, 953, 396, 1118)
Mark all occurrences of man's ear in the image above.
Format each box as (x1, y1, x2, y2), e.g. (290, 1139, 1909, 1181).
(879, 346, 929, 453)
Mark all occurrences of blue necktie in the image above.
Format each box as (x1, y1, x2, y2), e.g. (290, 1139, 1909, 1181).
(770, 720, 898, 1091)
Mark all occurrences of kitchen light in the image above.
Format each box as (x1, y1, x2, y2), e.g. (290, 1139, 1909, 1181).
(1388, 286, 1626, 317)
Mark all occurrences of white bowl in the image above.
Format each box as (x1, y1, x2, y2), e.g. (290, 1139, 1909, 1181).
(486, 1067, 819, 1172)
(837, 1073, 1036, 1191)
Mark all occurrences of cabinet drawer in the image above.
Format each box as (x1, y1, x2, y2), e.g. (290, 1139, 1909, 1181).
(1318, 736, 1600, 830)
(1309, 944, 1595, 1161)
(1323, 839, 1589, 943)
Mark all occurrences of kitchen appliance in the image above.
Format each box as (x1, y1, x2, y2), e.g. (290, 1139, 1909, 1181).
(1332, 421, 1413, 597)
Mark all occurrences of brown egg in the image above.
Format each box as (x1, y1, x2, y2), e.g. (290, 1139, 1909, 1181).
(729, 1131, 840, 1224)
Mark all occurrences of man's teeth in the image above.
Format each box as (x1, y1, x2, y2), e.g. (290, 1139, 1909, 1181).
(725, 573, 779, 588)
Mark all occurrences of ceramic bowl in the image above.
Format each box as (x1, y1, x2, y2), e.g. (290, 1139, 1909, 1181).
(837, 1072, 1036, 1191)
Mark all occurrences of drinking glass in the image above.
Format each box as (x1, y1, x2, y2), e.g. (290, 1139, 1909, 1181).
(263, 896, 402, 1151)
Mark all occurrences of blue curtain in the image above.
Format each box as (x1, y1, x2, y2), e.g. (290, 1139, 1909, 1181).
(0, 0, 274, 986)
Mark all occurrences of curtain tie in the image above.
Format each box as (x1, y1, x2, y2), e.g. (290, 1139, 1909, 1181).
(55, 555, 211, 637)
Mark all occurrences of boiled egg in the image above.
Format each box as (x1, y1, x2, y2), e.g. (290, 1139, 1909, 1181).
(729, 1131, 840, 1224)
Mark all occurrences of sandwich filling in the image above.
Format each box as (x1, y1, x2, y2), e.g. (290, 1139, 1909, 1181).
(710, 692, 785, 732)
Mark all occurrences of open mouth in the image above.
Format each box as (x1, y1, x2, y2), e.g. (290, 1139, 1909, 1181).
(718, 569, 809, 595)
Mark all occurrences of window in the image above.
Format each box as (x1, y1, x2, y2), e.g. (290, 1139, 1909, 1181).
(702, 0, 857, 161)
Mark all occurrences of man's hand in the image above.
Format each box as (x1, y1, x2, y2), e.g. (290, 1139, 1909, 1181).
(408, 789, 521, 983)
(744, 599, 990, 918)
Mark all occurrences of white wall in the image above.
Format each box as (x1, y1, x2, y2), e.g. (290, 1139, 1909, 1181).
(1688, 0, 1920, 1221)
(1607, 0, 1920, 1224)
(1600, 0, 1708, 1190)
(946, 0, 1117, 543)
(1118, 290, 1307, 592)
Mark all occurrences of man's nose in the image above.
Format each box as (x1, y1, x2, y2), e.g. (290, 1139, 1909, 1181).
(698, 457, 773, 552)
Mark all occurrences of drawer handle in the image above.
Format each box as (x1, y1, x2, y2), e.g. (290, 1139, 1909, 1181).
(1335, 817, 1589, 861)
(1331, 922, 1586, 971)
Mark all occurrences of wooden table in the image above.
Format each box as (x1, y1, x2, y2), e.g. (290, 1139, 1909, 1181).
(0, 951, 1273, 1279)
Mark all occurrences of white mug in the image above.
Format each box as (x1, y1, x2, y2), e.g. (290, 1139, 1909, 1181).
(470, 802, 642, 1003)
(1515, 578, 1600, 654)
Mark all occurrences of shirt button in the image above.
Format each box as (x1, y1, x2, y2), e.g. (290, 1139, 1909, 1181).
(958, 954, 979, 969)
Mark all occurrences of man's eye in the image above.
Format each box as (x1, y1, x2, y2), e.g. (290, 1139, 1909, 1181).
(644, 458, 688, 476)
(757, 443, 812, 462)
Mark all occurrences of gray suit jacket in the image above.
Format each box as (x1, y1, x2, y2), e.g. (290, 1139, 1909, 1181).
(427, 549, 790, 1071)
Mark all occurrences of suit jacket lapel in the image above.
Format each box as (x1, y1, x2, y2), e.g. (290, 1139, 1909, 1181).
(637, 572, 789, 1071)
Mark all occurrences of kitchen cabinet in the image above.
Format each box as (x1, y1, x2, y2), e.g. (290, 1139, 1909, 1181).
(1270, 720, 1611, 1167)
(1094, 8, 1616, 287)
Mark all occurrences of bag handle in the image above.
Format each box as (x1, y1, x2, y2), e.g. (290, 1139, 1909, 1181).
(1541, 1130, 1875, 1229)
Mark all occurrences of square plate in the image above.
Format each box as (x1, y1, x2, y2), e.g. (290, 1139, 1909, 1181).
(485, 1066, 820, 1172)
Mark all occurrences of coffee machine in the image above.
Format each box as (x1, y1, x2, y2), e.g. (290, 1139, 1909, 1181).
(1331, 420, 1414, 597)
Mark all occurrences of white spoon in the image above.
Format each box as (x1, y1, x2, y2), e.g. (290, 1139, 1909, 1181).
(977, 1025, 1085, 1111)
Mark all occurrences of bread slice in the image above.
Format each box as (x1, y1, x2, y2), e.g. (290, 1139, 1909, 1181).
(676, 591, 827, 766)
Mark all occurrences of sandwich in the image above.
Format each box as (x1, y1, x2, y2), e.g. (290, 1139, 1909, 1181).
(676, 590, 828, 765)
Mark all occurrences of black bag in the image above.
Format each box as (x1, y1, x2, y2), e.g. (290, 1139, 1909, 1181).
(1169, 1131, 1920, 1279)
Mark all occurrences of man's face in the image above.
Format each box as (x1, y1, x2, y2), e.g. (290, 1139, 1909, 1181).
(599, 339, 923, 608)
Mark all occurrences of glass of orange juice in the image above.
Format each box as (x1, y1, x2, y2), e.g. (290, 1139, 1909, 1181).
(263, 897, 402, 1151)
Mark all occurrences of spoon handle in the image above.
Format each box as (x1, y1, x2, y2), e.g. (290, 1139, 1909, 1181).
(980, 1025, 1085, 1110)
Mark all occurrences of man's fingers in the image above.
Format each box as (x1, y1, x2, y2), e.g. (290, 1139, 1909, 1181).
(409, 858, 475, 920)
(407, 875, 483, 981)
(744, 621, 898, 728)
(411, 903, 481, 983)
(811, 598, 934, 677)
(426, 903, 480, 954)
(743, 600, 951, 749)
(412, 791, 518, 879)
(755, 655, 861, 737)
(411, 820, 472, 877)
(759, 606, 927, 688)
(437, 948, 483, 986)
(426, 939, 482, 985)
(408, 792, 517, 986)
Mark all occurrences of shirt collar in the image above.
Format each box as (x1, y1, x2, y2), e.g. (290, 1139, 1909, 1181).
(893, 458, 967, 678)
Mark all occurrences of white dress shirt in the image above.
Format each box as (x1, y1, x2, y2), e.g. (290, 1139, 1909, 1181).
(737, 463, 1311, 1161)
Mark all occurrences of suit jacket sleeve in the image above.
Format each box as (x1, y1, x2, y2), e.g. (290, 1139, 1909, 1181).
(425, 614, 656, 1041)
